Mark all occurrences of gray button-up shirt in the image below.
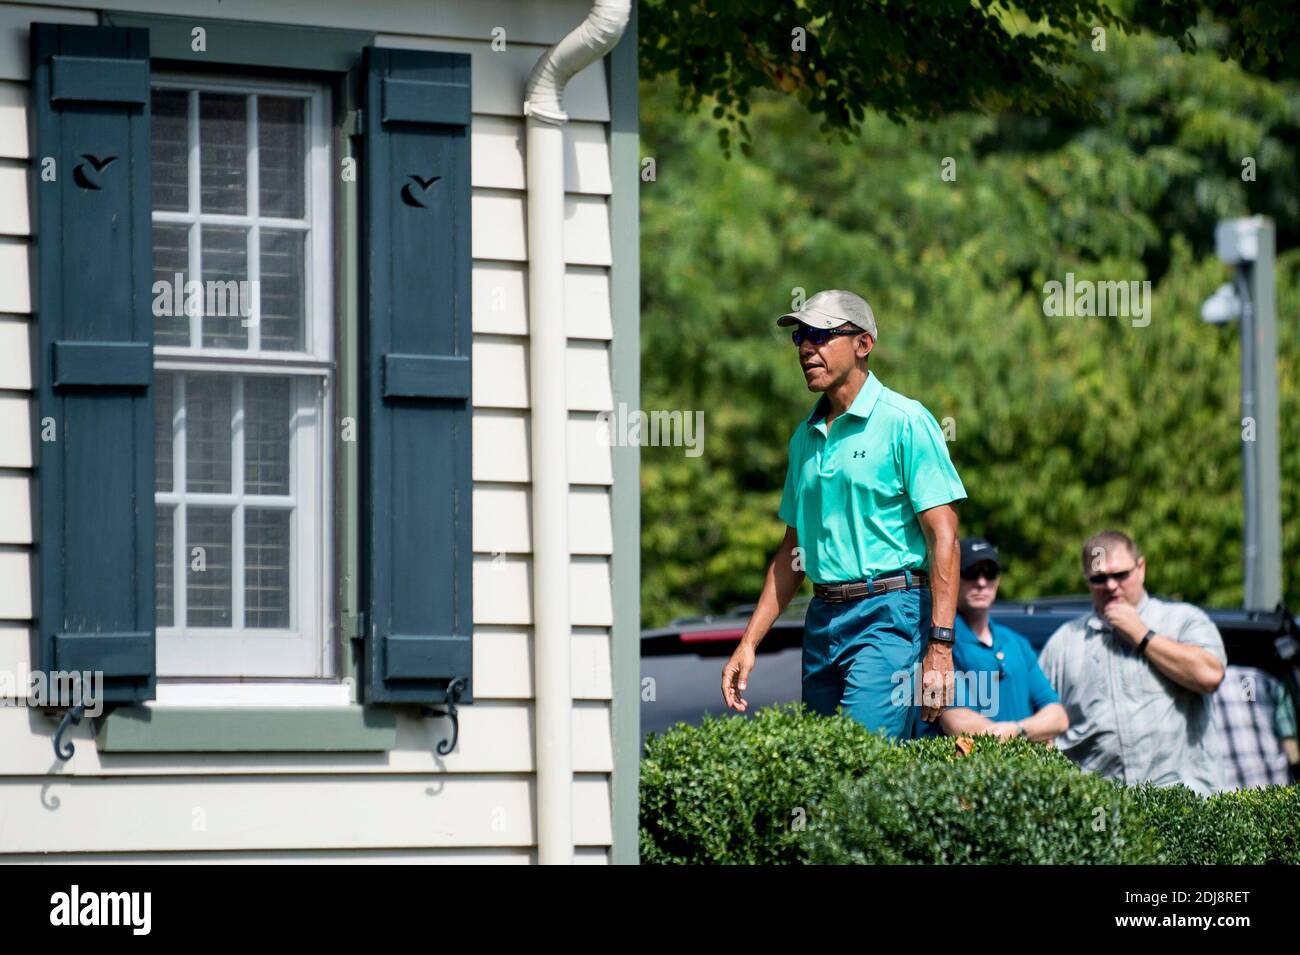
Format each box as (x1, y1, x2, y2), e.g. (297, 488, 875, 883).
(1038, 593, 1226, 795)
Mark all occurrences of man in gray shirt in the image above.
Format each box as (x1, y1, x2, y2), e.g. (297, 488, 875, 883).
(1038, 530, 1227, 795)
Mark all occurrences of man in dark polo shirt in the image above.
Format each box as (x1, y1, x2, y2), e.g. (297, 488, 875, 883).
(918, 538, 1068, 741)
(721, 289, 966, 738)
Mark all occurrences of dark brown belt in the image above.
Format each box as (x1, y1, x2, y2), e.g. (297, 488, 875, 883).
(813, 570, 929, 602)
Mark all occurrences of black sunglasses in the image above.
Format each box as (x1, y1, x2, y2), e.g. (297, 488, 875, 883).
(1087, 566, 1137, 586)
(791, 326, 863, 347)
(961, 564, 1000, 582)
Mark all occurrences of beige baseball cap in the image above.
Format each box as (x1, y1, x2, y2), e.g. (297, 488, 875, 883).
(776, 289, 877, 339)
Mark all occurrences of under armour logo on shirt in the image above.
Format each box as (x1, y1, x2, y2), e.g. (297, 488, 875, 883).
(852, 450, 866, 458)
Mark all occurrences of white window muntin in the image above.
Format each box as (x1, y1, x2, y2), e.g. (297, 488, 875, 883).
(151, 73, 333, 679)
(150, 73, 332, 366)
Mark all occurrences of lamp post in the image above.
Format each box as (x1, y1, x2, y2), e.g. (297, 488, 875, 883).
(1201, 216, 1282, 610)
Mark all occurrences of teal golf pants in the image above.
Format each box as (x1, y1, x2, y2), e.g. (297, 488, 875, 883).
(801, 588, 931, 739)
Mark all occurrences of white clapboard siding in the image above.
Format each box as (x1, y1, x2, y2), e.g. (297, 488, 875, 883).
(473, 480, 618, 556)
(0, 624, 28, 698)
(472, 262, 612, 341)
(473, 484, 531, 553)
(470, 410, 613, 486)
(474, 482, 620, 556)
(0, 473, 31, 543)
(472, 410, 530, 483)
(567, 487, 613, 554)
(571, 627, 613, 700)
(377, 34, 608, 122)
(563, 266, 614, 339)
(0, 81, 27, 159)
(568, 413, 614, 485)
(0, 701, 612, 776)
(0, 394, 31, 467)
(471, 555, 612, 627)
(570, 556, 614, 627)
(472, 190, 610, 266)
(0, 548, 31, 619)
(0, 238, 29, 312)
(473, 116, 610, 196)
(471, 627, 611, 701)
(0, 3, 97, 81)
(0, 775, 613, 851)
(475, 480, 616, 556)
(472, 335, 612, 412)
(0, 318, 31, 389)
(473, 335, 531, 408)
(0, 162, 27, 236)
(566, 340, 614, 411)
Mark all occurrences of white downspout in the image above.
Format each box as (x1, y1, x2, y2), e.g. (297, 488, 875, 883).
(523, 0, 631, 865)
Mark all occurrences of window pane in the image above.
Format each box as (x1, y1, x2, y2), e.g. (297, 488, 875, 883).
(152, 223, 191, 346)
(259, 229, 305, 351)
(258, 97, 305, 219)
(245, 508, 290, 628)
(185, 374, 232, 493)
(155, 371, 174, 492)
(199, 92, 247, 214)
(245, 376, 291, 495)
(187, 506, 233, 627)
(200, 226, 250, 349)
(156, 505, 174, 628)
(151, 88, 188, 212)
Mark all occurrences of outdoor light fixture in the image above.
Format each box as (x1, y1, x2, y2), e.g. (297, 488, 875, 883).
(1200, 281, 1242, 325)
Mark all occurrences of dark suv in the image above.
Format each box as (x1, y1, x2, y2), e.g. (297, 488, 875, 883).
(640, 595, 1300, 754)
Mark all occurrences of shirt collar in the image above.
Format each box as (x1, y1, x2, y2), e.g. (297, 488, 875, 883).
(806, 371, 884, 433)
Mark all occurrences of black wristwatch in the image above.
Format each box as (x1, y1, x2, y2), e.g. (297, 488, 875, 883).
(1136, 628, 1156, 656)
(930, 625, 955, 645)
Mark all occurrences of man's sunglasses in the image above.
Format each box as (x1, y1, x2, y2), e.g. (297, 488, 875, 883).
(1087, 566, 1137, 586)
(791, 326, 863, 347)
(961, 564, 1000, 582)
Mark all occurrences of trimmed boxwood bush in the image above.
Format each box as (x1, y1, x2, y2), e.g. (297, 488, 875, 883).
(640, 703, 1300, 864)
(639, 703, 908, 864)
(807, 753, 1162, 864)
(1129, 780, 1300, 864)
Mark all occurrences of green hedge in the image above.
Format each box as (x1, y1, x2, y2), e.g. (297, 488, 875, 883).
(1128, 781, 1300, 864)
(639, 704, 1300, 864)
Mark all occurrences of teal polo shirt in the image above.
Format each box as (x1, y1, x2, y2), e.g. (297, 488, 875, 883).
(777, 371, 966, 584)
(916, 615, 1061, 736)
(950, 616, 1060, 720)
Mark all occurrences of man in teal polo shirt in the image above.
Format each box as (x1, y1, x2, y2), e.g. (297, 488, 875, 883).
(917, 538, 1068, 741)
(721, 289, 966, 739)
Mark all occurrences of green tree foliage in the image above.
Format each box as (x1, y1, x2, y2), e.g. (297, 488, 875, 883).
(640, 0, 1124, 156)
(639, 25, 1300, 627)
(641, 0, 1300, 155)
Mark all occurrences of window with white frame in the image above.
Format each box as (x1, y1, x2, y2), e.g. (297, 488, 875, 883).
(149, 74, 333, 678)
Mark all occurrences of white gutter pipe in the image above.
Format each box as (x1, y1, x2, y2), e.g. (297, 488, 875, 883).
(523, 0, 631, 865)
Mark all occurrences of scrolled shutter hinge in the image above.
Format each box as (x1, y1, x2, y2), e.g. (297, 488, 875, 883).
(421, 677, 467, 755)
(52, 703, 86, 761)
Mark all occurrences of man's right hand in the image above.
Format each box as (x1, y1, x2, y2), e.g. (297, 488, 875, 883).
(722, 643, 757, 712)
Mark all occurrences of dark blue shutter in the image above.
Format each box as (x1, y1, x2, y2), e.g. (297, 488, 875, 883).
(30, 23, 155, 703)
(361, 47, 473, 704)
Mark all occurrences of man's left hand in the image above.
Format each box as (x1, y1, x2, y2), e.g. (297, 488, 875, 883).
(920, 642, 954, 722)
(1102, 600, 1147, 644)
